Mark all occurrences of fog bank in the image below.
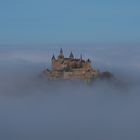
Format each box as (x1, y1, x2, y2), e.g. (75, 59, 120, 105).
(0, 45, 140, 140)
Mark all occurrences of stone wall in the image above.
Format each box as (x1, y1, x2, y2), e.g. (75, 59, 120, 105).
(52, 58, 92, 71)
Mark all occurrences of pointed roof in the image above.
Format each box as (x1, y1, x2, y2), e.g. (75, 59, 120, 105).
(80, 54, 82, 60)
(87, 59, 91, 63)
(69, 51, 74, 59)
(52, 54, 55, 60)
(60, 48, 63, 54)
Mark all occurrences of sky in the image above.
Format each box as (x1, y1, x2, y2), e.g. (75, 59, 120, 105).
(0, 0, 140, 44)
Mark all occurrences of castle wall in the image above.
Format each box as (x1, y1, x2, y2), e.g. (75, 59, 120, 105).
(64, 69, 86, 79)
(83, 63, 92, 70)
(52, 60, 63, 70)
(52, 59, 92, 71)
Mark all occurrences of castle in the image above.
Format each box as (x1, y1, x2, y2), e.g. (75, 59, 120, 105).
(52, 48, 92, 72)
(43, 48, 100, 80)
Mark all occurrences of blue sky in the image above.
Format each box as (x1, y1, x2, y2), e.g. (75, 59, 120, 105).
(0, 0, 140, 44)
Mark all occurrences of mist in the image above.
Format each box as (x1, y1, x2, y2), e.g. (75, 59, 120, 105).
(0, 44, 140, 140)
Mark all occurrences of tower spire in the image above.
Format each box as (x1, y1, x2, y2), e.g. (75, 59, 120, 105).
(69, 51, 74, 59)
(80, 54, 82, 61)
(87, 59, 91, 63)
(58, 48, 64, 59)
(52, 54, 55, 60)
(60, 48, 63, 54)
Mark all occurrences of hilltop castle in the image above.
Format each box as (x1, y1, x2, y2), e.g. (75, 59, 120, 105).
(43, 48, 101, 80)
(51, 48, 92, 72)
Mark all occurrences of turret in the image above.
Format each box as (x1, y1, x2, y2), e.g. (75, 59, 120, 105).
(51, 54, 56, 70)
(60, 48, 63, 54)
(87, 59, 91, 63)
(69, 52, 74, 59)
(84, 59, 92, 70)
(52, 54, 55, 61)
(58, 48, 64, 59)
(80, 54, 82, 61)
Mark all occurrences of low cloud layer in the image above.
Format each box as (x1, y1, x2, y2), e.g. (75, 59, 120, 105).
(0, 45, 140, 140)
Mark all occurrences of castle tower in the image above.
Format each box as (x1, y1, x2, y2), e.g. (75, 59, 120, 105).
(85, 59, 92, 70)
(69, 52, 74, 59)
(58, 48, 64, 59)
(80, 54, 82, 61)
(52, 54, 55, 61)
(87, 59, 91, 63)
(60, 48, 63, 54)
(51, 54, 56, 70)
